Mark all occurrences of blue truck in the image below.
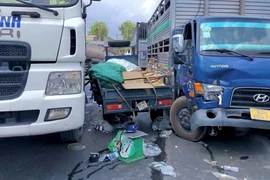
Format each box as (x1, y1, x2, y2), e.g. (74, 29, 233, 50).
(147, 0, 270, 141)
(90, 40, 173, 122)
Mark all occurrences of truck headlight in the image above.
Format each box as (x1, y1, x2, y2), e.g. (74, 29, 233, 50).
(202, 84, 223, 101)
(46, 71, 81, 95)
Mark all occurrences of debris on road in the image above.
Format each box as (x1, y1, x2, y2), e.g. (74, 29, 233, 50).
(203, 159, 218, 167)
(151, 116, 172, 131)
(221, 165, 239, 173)
(123, 130, 148, 139)
(143, 141, 162, 157)
(89, 153, 100, 163)
(67, 143, 86, 151)
(240, 156, 249, 160)
(108, 130, 145, 163)
(107, 151, 120, 161)
(149, 161, 176, 177)
(91, 120, 114, 133)
(212, 172, 238, 180)
(159, 130, 173, 138)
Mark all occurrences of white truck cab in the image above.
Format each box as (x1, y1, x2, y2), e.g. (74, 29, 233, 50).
(0, 0, 99, 142)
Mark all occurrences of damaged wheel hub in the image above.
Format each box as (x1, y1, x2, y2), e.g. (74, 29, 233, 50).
(178, 108, 191, 130)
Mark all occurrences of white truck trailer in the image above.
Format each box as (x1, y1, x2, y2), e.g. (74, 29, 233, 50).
(0, 0, 100, 142)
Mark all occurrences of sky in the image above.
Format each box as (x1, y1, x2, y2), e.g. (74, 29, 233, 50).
(86, 0, 160, 39)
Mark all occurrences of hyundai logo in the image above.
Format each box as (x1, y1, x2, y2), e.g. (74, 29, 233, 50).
(253, 94, 270, 103)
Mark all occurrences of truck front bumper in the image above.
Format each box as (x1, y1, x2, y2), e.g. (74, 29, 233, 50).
(190, 108, 270, 131)
(0, 90, 85, 138)
(0, 63, 85, 138)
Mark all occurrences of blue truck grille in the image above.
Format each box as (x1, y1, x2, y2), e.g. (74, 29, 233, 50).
(231, 88, 270, 108)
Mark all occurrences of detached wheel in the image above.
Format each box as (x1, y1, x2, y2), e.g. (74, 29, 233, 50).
(60, 127, 83, 142)
(170, 96, 207, 142)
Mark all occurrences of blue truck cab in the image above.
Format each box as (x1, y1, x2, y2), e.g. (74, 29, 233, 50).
(170, 16, 270, 142)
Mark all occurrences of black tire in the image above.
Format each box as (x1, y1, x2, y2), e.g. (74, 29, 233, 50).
(60, 127, 83, 142)
(108, 40, 130, 47)
(150, 110, 163, 121)
(170, 96, 207, 142)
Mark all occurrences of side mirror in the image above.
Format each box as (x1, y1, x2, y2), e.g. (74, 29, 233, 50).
(172, 34, 184, 53)
(82, 0, 101, 19)
(174, 54, 187, 65)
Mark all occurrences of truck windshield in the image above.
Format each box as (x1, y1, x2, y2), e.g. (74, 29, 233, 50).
(199, 19, 270, 57)
(0, 0, 78, 6)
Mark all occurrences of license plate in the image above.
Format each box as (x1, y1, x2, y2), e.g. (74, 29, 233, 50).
(137, 101, 148, 111)
(250, 108, 270, 121)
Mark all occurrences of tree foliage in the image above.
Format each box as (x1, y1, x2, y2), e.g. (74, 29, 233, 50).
(118, 20, 136, 40)
(89, 21, 109, 41)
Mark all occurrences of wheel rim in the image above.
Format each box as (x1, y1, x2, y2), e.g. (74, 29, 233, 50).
(177, 108, 191, 131)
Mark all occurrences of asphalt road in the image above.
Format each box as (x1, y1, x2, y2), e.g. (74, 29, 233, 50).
(1, 98, 270, 180)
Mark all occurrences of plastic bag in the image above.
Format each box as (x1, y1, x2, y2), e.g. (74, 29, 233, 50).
(149, 162, 176, 177)
(143, 142, 162, 157)
(107, 58, 141, 72)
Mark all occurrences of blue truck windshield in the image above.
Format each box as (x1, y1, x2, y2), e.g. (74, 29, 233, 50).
(0, 0, 78, 6)
(200, 20, 270, 56)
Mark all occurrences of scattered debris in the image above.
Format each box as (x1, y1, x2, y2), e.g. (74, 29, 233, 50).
(123, 130, 148, 139)
(108, 130, 145, 163)
(204, 159, 218, 167)
(98, 154, 107, 162)
(143, 142, 162, 157)
(221, 165, 239, 173)
(107, 151, 120, 161)
(212, 172, 238, 180)
(149, 162, 176, 177)
(91, 120, 114, 133)
(89, 153, 100, 163)
(152, 116, 172, 131)
(67, 143, 86, 151)
(240, 156, 249, 160)
(159, 130, 173, 138)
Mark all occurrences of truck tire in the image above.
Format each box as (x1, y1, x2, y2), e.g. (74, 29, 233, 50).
(170, 96, 207, 142)
(60, 127, 83, 142)
(108, 40, 130, 47)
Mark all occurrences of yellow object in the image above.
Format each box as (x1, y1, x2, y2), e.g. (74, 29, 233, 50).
(194, 83, 203, 94)
(250, 108, 270, 121)
(189, 92, 195, 98)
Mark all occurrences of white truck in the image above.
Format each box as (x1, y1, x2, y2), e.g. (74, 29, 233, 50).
(0, 0, 100, 142)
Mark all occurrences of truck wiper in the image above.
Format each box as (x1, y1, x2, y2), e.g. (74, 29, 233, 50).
(257, 52, 270, 55)
(202, 49, 254, 61)
(15, 0, 58, 16)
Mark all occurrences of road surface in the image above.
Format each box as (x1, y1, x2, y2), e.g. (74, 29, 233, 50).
(0, 99, 270, 180)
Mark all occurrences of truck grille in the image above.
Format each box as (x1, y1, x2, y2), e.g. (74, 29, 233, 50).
(0, 45, 27, 57)
(231, 88, 270, 108)
(0, 42, 31, 100)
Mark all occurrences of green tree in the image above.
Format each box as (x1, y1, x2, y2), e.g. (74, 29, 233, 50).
(89, 21, 109, 41)
(107, 36, 115, 41)
(118, 20, 136, 40)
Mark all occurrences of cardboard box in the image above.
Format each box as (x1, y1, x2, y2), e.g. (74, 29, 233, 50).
(122, 72, 153, 89)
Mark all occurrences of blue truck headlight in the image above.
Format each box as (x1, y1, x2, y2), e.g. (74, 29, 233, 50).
(202, 84, 223, 101)
(45, 71, 82, 95)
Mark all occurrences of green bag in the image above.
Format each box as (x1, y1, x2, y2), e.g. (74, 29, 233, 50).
(89, 62, 126, 88)
(108, 131, 136, 158)
(108, 131, 145, 163)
